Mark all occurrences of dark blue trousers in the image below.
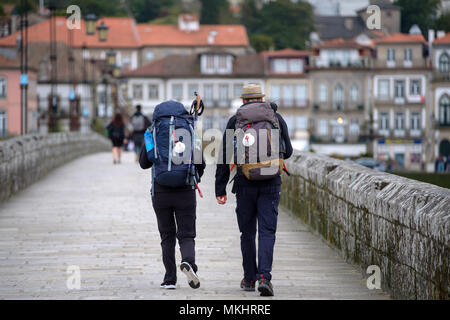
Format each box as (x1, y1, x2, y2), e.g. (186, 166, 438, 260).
(235, 184, 280, 281)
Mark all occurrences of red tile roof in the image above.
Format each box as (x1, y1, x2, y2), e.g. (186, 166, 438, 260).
(122, 52, 263, 78)
(0, 17, 140, 48)
(137, 24, 249, 47)
(375, 33, 427, 44)
(312, 38, 370, 49)
(260, 48, 308, 57)
(434, 32, 450, 44)
(0, 17, 249, 48)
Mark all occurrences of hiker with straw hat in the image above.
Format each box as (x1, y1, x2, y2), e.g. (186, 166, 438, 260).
(215, 83, 293, 296)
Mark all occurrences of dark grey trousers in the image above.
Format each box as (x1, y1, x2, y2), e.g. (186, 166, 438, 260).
(152, 190, 197, 283)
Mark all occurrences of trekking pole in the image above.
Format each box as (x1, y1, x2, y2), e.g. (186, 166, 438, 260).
(188, 92, 204, 198)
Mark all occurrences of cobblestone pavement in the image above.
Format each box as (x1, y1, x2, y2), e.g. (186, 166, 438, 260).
(0, 152, 389, 300)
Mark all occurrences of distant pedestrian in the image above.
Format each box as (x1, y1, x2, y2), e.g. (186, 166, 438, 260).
(215, 83, 293, 296)
(106, 113, 126, 164)
(130, 105, 151, 162)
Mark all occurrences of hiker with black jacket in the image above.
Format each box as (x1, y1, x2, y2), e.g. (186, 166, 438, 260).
(215, 83, 293, 296)
(139, 100, 205, 290)
(106, 113, 126, 164)
(131, 104, 152, 162)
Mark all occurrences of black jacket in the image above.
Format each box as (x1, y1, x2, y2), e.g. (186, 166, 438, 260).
(139, 145, 206, 193)
(215, 102, 293, 197)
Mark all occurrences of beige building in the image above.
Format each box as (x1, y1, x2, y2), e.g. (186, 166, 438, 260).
(261, 49, 311, 151)
(371, 33, 431, 170)
(308, 38, 372, 157)
(430, 32, 450, 168)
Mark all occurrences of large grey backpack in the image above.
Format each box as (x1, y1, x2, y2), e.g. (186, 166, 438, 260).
(234, 102, 284, 180)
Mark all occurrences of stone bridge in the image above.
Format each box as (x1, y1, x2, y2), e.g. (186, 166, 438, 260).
(0, 133, 448, 300)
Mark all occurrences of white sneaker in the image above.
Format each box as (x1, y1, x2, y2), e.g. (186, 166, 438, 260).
(180, 262, 200, 289)
(160, 282, 176, 289)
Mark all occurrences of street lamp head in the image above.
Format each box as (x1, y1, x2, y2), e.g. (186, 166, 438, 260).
(106, 49, 116, 66)
(112, 65, 121, 78)
(97, 21, 109, 42)
(84, 13, 98, 35)
(337, 117, 344, 124)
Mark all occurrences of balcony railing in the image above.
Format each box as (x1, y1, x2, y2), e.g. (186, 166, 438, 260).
(311, 101, 364, 112)
(432, 71, 450, 82)
(310, 58, 369, 69)
(375, 58, 428, 69)
(277, 99, 309, 108)
(376, 129, 424, 138)
(374, 95, 425, 105)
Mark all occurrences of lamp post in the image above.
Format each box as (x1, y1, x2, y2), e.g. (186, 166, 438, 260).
(84, 14, 97, 35)
(19, 0, 28, 135)
(102, 76, 108, 118)
(97, 21, 109, 42)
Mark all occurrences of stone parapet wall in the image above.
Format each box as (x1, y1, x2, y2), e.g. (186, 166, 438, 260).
(0, 133, 111, 203)
(281, 152, 449, 300)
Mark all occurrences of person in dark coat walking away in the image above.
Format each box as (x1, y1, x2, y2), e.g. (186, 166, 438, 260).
(106, 113, 126, 164)
(215, 83, 293, 296)
(131, 104, 151, 162)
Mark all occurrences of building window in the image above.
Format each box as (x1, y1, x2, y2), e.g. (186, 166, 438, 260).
(440, 95, 450, 126)
(122, 55, 131, 67)
(333, 83, 344, 108)
(380, 112, 389, 130)
(318, 119, 328, 136)
(272, 59, 287, 73)
(233, 83, 243, 98)
(148, 84, 158, 99)
(411, 112, 421, 130)
(387, 48, 395, 61)
(395, 112, 405, 130)
(284, 115, 294, 136)
(404, 48, 412, 61)
(172, 83, 183, 101)
(218, 55, 227, 69)
(296, 116, 307, 130)
(218, 84, 229, 107)
(394, 80, 405, 98)
(439, 53, 449, 73)
(349, 119, 360, 136)
(132, 84, 143, 99)
(319, 83, 328, 102)
(203, 84, 213, 104)
(328, 50, 336, 65)
(410, 79, 421, 95)
(378, 79, 390, 99)
(350, 84, 359, 102)
(0, 77, 6, 98)
(206, 55, 215, 69)
(295, 85, 307, 106)
(188, 83, 199, 96)
(0, 110, 6, 137)
(283, 85, 294, 107)
(289, 59, 303, 73)
(270, 84, 281, 101)
(145, 51, 155, 61)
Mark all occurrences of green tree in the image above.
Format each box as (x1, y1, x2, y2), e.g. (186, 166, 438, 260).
(241, 0, 260, 34)
(50, 0, 127, 17)
(394, 0, 440, 36)
(129, 0, 167, 23)
(248, 0, 314, 50)
(200, 0, 230, 24)
(434, 12, 450, 32)
(250, 34, 274, 52)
